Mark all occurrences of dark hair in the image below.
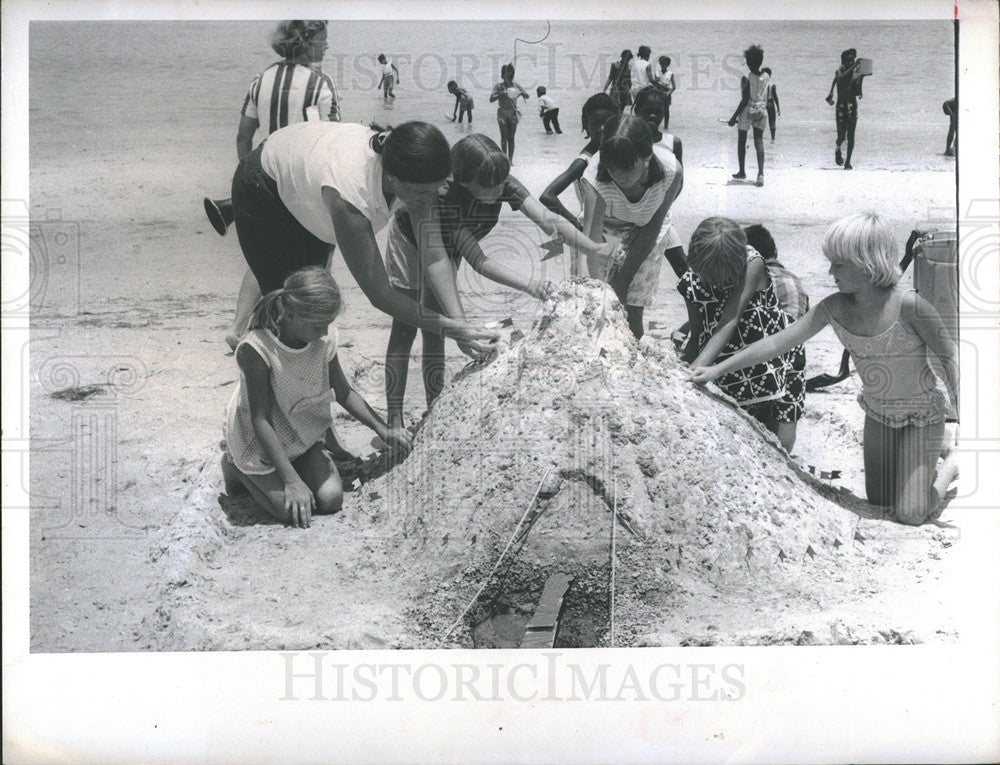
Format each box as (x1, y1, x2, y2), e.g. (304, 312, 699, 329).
(536, 86, 546, 97)
(447, 80, 458, 91)
(840, 48, 856, 64)
(270, 20, 327, 60)
(596, 114, 664, 184)
(378, 53, 387, 64)
(761, 66, 772, 76)
(632, 85, 669, 115)
(744, 45, 764, 70)
(637, 45, 651, 59)
(620, 49, 633, 62)
(451, 134, 510, 187)
(369, 121, 452, 184)
(581, 93, 620, 138)
(743, 224, 777, 261)
(501, 63, 515, 81)
(658, 55, 671, 68)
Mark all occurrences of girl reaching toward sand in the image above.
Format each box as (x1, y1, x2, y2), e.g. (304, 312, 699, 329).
(539, 93, 620, 233)
(383, 133, 618, 428)
(680, 217, 805, 452)
(691, 213, 959, 525)
(575, 113, 684, 339)
(222, 267, 412, 528)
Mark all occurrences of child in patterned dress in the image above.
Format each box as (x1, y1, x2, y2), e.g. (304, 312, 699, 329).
(679, 217, 804, 451)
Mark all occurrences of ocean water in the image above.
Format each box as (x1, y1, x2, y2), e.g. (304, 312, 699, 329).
(31, 19, 955, 178)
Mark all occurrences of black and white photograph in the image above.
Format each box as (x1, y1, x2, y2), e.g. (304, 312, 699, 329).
(4, 0, 999, 761)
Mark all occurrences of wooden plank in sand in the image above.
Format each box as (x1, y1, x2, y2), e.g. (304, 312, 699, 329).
(520, 573, 572, 649)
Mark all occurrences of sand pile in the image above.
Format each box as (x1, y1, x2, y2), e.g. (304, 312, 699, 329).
(348, 281, 876, 647)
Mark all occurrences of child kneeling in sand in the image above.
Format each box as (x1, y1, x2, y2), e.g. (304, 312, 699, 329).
(222, 267, 412, 528)
(679, 217, 804, 452)
(384, 133, 616, 429)
(691, 213, 959, 525)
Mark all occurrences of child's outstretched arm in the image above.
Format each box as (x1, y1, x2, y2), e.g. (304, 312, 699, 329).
(451, 93, 460, 120)
(454, 226, 553, 301)
(690, 299, 832, 383)
(691, 256, 767, 368)
(539, 158, 591, 229)
(239, 344, 316, 525)
(904, 291, 959, 412)
(729, 76, 749, 125)
(410, 203, 467, 321)
(329, 355, 412, 453)
(518, 193, 616, 259)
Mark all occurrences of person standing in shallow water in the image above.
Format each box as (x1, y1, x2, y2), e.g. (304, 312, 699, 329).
(942, 97, 957, 156)
(603, 49, 634, 112)
(490, 63, 529, 163)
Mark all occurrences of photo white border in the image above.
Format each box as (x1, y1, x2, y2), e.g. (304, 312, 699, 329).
(3, 1, 998, 762)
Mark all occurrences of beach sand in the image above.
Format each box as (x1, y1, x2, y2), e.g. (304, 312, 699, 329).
(28, 114, 961, 648)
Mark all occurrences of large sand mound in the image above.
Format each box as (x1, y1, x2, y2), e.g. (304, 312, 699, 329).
(148, 282, 955, 650)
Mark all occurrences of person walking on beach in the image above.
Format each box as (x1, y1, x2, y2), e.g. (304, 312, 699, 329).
(230, 120, 498, 358)
(629, 45, 655, 102)
(222, 266, 412, 528)
(200, 20, 340, 349)
(447, 80, 474, 126)
(825, 48, 867, 169)
(536, 87, 562, 134)
(603, 50, 634, 111)
(377, 54, 400, 100)
(653, 55, 676, 130)
(943, 97, 957, 156)
(760, 66, 780, 141)
(490, 63, 529, 163)
(728, 45, 769, 187)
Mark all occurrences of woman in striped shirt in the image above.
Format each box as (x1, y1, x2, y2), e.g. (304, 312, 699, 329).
(205, 20, 341, 348)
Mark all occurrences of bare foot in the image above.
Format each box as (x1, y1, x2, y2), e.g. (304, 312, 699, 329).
(843, 162, 853, 170)
(732, 172, 746, 180)
(755, 174, 764, 187)
(835, 147, 843, 166)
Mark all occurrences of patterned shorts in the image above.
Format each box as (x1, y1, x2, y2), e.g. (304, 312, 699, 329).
(836, 99, 858, 132)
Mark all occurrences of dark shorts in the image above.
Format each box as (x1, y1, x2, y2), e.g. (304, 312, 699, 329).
(232, 145, 332, 294)
(836, 99, 858, 132)
(497, 111, 519, 133)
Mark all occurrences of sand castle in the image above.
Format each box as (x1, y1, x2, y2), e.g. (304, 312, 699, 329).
(150, 281, 951, 650)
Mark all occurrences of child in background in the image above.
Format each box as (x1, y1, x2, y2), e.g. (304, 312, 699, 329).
(825, 48, 867, 169)
(632, 85, 687, 280)
(537, 87, 562, 134)
(692, 213, 959, 524)
(653, 55, 676, 129)
(728, 44, 769, 187)
(377, 54, 399, 100)
(222, 267, 412, 528)
(760, 67, 780, 141)
(383, 134, 616, 428)
(490, 63, 530, 162)
(603, 50, 634, 112)
(679, 217, 803, 452)
(447, 81, 474, 126)
(942, 97, 957, 156)
(576, 114, 684, 339)
(540, 93, 621, 231)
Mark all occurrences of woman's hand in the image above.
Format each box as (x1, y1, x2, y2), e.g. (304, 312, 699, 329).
(380, 426, 413, 455)
(453, 324, 500, 358)
(529, 278, 557, 301)
(283, 479, 315, 528)
(688, 366, 720, 385)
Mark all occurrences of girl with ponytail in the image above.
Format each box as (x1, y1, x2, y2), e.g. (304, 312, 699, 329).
(222, 266, 412, 528)
(231, 119, 498, 359)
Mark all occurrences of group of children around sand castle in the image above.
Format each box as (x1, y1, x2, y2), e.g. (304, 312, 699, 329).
(213, 25, 958, 532)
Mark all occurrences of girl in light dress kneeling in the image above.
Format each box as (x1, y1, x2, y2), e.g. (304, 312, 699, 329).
(223, 267, 412, 528)
(692, 213, 959, 525)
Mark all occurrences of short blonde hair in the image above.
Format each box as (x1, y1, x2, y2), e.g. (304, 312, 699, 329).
(822, 212, 901, 288)
(687, 216, 748, 288)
